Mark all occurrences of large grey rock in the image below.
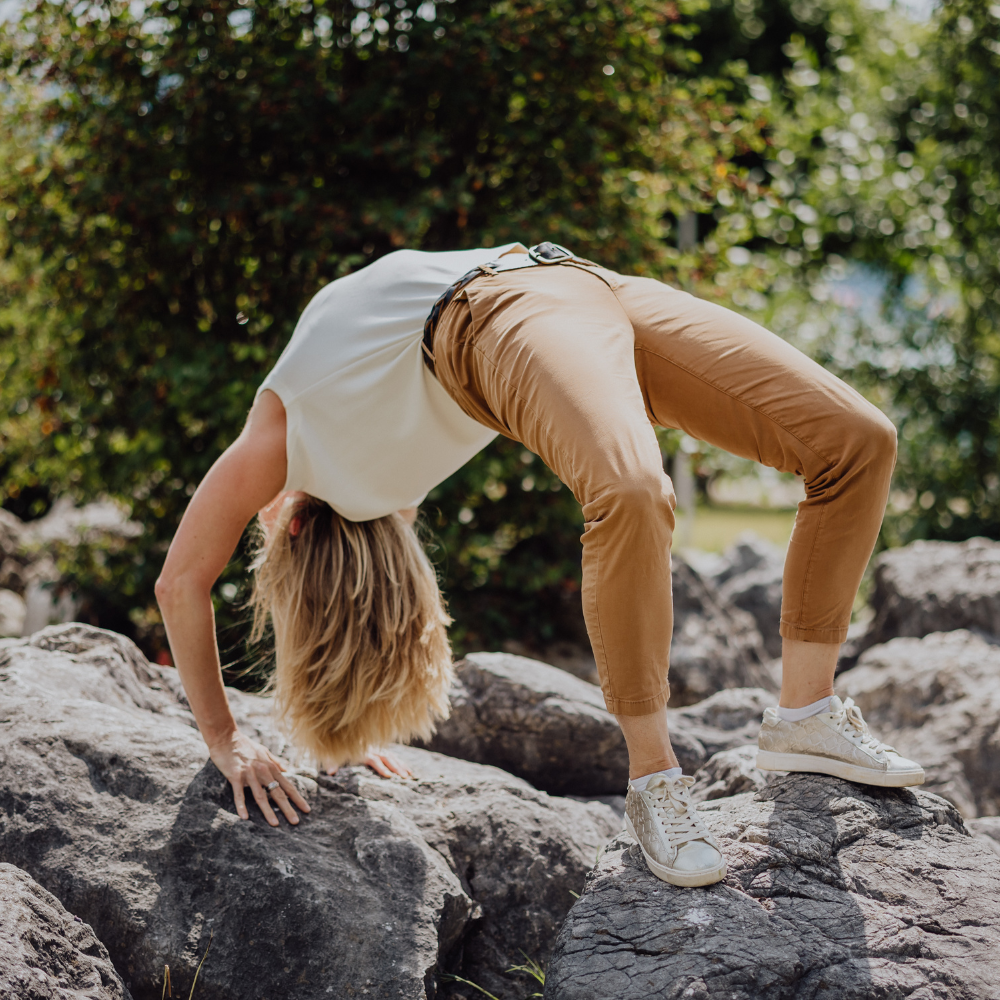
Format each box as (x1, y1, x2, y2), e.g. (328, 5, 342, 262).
(420, 654, 770, 795)
(838, 629, 1000, 817)
(858, 537, 1000, 657)
(712, 537, 785, 659)
(0, 623, 619, 1000)
(670, 557, 776, 706)
(669, 686, 773, 760)
(970, 817, 1000, 859)
(0, 863, 132, 1000)
(325, 748, 619, 1000)
(546, 775, 1000, 999)
(690, 744, 775, 803)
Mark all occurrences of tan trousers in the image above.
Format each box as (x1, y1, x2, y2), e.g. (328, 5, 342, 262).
(430, 263, 896, 715)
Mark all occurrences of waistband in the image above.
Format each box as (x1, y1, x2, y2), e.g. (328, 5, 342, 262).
(421, 243, 602, 370)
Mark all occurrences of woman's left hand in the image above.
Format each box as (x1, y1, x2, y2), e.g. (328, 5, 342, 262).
(327, 749, 413, 779)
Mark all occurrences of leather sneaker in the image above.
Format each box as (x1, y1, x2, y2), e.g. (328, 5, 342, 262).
(756, 695, 925, 787)
(623, 774, 727, 887)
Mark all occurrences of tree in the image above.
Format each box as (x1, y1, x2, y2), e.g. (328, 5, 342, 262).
(0, 0, 761, 662)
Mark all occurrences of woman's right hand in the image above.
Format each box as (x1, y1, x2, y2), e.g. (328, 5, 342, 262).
(208, 729, 312, 827)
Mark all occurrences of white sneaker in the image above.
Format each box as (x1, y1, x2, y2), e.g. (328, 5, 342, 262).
(756, 695, 925, 787)
(623, 775, 727, 887)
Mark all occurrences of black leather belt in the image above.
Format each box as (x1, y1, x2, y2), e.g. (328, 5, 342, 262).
(421, 242, 576, 371)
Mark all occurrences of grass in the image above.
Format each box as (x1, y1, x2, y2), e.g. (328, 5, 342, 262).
(677, 503, 798, 553)
(160, 933, 212, 999)
(442, 952, 545, 1000)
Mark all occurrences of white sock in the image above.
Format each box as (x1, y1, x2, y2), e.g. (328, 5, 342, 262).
(777, 696, 832, 722)
(630, 767, 683, 792)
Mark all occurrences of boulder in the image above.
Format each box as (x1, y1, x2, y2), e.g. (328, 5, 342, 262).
(669, 686, 773, 760)
(0, 862, 132, 1000)
(855, 537, 1000, 659)
(837, 629, 1000, 817)
(546, 775, 1000, 1000)
(670, 557, 776, 705)
(970, 817, 1000, 859)
(0, 623, 618, 1000)
(690, 744, 774, 803)
(0, 587, 26, 637)
(420, 654, 774, 795)
(712, 537, 785, 659)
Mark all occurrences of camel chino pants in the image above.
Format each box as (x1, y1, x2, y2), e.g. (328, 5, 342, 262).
(430, 262, 897, 716)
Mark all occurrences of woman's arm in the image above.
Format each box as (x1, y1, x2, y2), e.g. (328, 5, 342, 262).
(155, 389, 311, 826)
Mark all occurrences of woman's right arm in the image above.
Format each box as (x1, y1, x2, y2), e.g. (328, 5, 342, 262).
(155, 390, 310, 826)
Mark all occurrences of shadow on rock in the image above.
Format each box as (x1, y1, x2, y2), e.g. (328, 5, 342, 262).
(544, 773, 1000, 999)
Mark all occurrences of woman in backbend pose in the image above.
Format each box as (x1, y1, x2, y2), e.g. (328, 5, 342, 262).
(156, 241, 924, 888)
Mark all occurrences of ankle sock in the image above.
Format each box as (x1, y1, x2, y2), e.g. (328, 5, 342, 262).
(777, 696, 832, 722)
(630, 767, 682, 792)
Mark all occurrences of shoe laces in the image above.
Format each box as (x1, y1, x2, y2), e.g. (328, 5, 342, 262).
(644, 775, 714, 849)
(833, 698, 896, 756)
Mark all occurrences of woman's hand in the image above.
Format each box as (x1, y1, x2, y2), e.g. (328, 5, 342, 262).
(327, 749, 413, 780)
(209, 729, 312, 827)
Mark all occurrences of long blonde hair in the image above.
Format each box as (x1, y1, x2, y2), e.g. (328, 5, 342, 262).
(249, 495, 454, 767)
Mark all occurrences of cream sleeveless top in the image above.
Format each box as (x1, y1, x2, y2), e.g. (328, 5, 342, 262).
(256, 244, 527, 521)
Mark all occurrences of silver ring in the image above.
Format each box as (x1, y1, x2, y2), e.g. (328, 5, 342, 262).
(265, 780, 279, 791)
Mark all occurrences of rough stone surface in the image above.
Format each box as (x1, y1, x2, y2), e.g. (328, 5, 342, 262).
(691, 744, 775, 803)
(668, 686, 774, 762)
(0, 623, 619, 1000)
(838, 629, 1000, 817)
(421, 654, 773, 794)
(969, 817, 1000, 859)
(670, 557, 776, 705)
(546, 775, 1000, 999)
(0, 862, 132, 1000)
(856, 537, 1000, 659)
(713, 537, 785, 660)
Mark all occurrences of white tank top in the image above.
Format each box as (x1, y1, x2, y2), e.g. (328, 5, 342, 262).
(256, 244, 527, 521)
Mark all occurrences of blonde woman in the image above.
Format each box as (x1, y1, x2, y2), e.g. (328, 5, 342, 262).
(156, 242, 924, 889)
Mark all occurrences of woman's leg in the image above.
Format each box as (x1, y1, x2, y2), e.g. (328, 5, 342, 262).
(611, 272, 897, 705)
(432, 265, 679, 730)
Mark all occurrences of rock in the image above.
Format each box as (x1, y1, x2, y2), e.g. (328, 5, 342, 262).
(546, 775, 1000, 999)
(0, 622, 619, 1000)
(670, 557, 776, 706)
(712, 537, 785, 659)
(668, 686, 773, 760)
(325, 748, 620, 999)
(0, 863, 132, 1000)
(855, 537, 1000, 660)
(421, 651, 708, 795)
(690, 744, 774, 802)
(0, 587, 26, 637)
(19, 497, 143, 548)
(969, 817, 1000, 859)
(838, 629, 1000, 817)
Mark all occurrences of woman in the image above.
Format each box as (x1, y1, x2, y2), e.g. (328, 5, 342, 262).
(156, 241, 924, 889)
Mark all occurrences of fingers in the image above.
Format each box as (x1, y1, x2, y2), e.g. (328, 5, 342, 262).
(232, 780, 250, 821)
(267, 785, 300, 825)
(276, 773, 311, 813)
(365, 753, 394, 778)
(364, 752, 413, 779)
(246, 772, 281, 827)
(381, 751, 413, 779)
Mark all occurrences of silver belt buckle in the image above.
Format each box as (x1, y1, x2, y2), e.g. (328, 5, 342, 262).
(528, 242, 574, 264)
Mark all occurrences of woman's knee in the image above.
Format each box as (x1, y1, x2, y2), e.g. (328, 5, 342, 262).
(602, 468, 676, 518)
(831, 400, 897, 479)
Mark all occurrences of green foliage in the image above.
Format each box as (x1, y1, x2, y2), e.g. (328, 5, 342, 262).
(0, 0, 759, 661)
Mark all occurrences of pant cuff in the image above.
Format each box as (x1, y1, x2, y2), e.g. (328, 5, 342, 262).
(602, 686, 671, 717)
(779, 621, 849, 644)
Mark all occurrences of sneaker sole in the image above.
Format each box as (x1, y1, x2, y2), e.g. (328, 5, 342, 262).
(623, 815, 728, 887)
(756, 750, 925, 787)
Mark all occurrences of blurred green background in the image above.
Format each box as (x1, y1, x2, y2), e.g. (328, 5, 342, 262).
(0, 0, 996, 675)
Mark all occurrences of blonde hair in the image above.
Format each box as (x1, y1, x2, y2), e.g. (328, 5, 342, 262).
(249, 495, 454, 767)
